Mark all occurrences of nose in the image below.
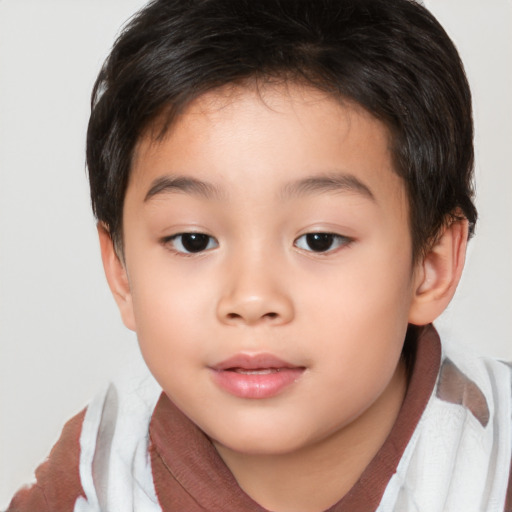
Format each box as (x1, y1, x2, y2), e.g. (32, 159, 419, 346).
(216, 256, 294, 326)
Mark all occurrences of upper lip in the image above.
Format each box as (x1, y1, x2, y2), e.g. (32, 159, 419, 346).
(211, 353, 302, 371)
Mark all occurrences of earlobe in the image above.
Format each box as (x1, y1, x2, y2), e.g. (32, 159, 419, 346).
(97, 224, 136, 331)
(408, 217, 469, 326)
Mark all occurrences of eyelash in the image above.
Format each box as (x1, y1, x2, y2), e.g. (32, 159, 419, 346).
(162, 232, 351, 255)
(294, 233, 352, 254)
(163, 233, 219, 254)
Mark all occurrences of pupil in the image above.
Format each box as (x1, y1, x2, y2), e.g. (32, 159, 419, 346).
(182, 233, 209, 252)
(307, 233, 333, 252)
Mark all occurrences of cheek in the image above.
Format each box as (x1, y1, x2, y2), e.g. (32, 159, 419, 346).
(301, 251, 414, 326)
(299, 245, 413, 367)
(128, 264, 214, 366)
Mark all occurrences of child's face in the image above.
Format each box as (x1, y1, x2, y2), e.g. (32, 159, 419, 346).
(119, 83, 422, 456)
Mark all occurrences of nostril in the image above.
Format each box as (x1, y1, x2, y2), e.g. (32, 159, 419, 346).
(225, 311, 278, 321)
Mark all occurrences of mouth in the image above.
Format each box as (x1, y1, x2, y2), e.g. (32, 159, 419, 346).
(229, 368, 284, 375)
(210, 354, 305, 399)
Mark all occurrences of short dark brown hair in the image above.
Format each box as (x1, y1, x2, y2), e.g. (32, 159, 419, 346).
(87, 0, 477, 258)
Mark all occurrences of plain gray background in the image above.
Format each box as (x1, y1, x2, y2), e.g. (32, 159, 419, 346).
(1, 0, 511, 506)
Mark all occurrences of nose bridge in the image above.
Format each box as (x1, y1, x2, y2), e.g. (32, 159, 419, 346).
(216, 242, 294, 326)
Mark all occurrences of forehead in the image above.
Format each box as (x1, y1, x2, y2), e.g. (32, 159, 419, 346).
(129, 83, 407, 216)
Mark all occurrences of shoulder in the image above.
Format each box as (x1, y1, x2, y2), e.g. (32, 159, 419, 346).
(7, 368, 163, 512)
(7, 409, 86, 512)
(414, 345, 512, 510)
(436, 346, 512, 428)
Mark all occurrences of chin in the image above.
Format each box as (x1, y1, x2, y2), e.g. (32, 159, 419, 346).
(210, 426, 314, 457)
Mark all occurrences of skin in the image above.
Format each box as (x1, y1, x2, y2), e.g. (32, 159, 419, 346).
(99, 83, 468, 512)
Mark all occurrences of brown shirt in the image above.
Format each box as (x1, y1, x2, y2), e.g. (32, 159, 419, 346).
(8, 326, 512, 512)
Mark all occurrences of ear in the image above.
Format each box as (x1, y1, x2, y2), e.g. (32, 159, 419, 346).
(408, 217, 469, 326)
(97, 223, 136, 331)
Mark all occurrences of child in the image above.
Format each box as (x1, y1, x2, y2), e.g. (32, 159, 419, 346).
(7, 0, 512, 511)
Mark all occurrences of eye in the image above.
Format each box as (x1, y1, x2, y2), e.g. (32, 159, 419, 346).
(294, 233, 351, 253)
(165, 233, 218, 254)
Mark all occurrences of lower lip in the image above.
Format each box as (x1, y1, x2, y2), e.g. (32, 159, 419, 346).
(210, 368, 304, 399)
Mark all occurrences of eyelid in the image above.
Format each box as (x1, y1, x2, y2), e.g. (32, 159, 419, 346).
(162, 232, 219, 255)
(160, 230, 351, 255)
(294, 232, 352, 253)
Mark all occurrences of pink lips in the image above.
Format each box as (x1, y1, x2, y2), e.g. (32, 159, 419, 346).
(210, 354, 305, 399)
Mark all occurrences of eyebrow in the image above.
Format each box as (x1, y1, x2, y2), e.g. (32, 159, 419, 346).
(281, 173, 375, 201)
(144, 175, 222, 202)
(144, 171, 375, 203)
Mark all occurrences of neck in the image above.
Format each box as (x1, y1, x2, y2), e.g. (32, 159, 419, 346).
(214, 360, 407, 512)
